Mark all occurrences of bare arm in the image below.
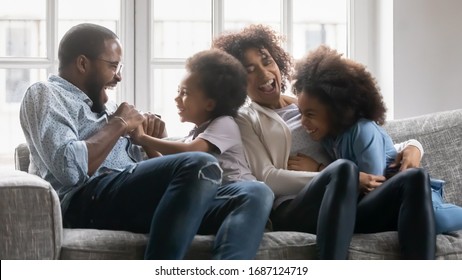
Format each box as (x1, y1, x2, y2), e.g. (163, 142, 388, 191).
(130, 125, 212, 156)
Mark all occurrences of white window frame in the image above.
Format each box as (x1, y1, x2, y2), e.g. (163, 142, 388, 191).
(0, 0, 381, 116)
(133, 0, 355, 113)
(1, 0, 388, 168)
(0, 0, 136, 105)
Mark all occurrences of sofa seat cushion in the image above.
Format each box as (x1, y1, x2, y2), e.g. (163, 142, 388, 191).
(349, 230, 462, 260)
(60, 229, 318, 260)
(61, 228, 462, 260)
(61, 229, 148, 260)
(185, 231, 318, 260)
(434, 230, 462, 259)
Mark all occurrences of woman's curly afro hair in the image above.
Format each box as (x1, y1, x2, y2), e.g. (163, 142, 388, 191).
(212, 24, 293, 94)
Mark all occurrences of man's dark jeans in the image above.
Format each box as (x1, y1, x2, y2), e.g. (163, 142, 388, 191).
(66, 152, 221, 259)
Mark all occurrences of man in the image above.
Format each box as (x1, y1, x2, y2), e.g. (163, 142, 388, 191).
(20, 23, 272, 259)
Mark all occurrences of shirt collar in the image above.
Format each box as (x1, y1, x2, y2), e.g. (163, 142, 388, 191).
(48, 74, 94, 108)
(188, 119, 212, 140)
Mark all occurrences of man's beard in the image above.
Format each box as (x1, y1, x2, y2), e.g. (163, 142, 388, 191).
(85, 77, 106, 113)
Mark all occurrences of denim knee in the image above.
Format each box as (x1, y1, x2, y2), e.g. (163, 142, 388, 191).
(246, 182, 274, 210)
(178, 151, 223, 184)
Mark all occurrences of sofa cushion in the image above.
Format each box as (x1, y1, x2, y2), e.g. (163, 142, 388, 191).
(60, 228, 462, 260)
(185, 231, 318, 260)
(14, 143, 30, 172)
(60, 229, 318, 260)
(348, 230, 462, 260)
(60, 229, 147, 260)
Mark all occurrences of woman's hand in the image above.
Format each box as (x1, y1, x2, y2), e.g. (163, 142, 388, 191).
(359, 172, 386, 194)
(389, 145, 421, 171)
(288, 153, 320, 172)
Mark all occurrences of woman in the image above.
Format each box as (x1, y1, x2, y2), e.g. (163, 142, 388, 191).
(213, 24, 433, 259)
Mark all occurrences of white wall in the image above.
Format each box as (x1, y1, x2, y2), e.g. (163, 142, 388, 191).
(349, 0, 395, 119)
(393, 0, 462, 119)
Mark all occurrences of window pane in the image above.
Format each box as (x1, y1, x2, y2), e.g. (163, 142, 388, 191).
(0, 68, 47, 170)
(152, 0, 211, 59)
(58, 0, 120, 41)
(224, 0, 280, 32)
(152, 68, 193, 136)
(0, 0, 47, 58)
(292, 0, 347, 59)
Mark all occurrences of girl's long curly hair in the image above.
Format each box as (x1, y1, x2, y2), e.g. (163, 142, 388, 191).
(212, 24, 293, 93)
(292, 45, 387, 134)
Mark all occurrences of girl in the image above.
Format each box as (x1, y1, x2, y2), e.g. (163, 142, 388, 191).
(292, 45, 462, 240)
(130, 49, 274, 259)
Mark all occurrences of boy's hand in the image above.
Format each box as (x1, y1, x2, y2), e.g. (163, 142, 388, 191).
(143, 113, 167, 138)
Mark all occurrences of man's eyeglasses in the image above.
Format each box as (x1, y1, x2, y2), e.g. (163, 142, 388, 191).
(95, 58, 124, 75)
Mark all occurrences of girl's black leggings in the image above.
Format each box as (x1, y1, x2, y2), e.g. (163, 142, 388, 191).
(355, 168, 435, 259)
(271, 160, 435, 260)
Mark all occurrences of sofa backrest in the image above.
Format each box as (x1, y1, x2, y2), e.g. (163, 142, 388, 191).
(384, 109, 462, 206)
(15, 143, 30, 173)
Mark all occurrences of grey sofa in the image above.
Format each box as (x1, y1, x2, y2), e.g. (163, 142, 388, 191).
(1, 109, 462, 260)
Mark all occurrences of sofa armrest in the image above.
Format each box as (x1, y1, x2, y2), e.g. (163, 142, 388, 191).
(0, 170, 63, 259)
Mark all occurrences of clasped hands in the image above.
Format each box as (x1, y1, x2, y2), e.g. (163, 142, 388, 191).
(113, 102, 167, 141)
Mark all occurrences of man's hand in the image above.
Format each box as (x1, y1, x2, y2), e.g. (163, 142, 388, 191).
(359, 172, 386, 194)
(288, 153, 319, 172)
(129, 113, 166, 145)
(389, 145, 421, 171)
(113, 102, 145, 133)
